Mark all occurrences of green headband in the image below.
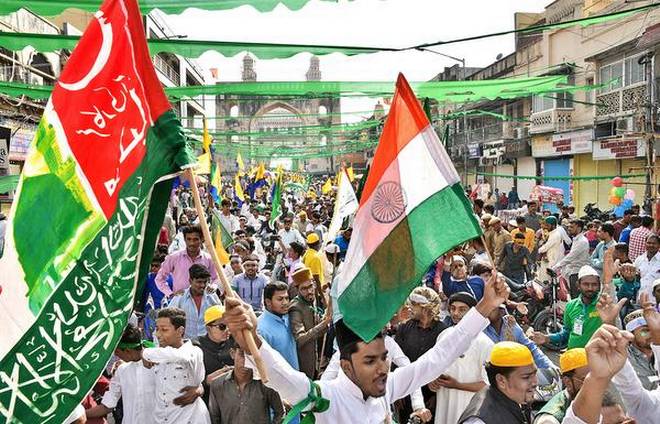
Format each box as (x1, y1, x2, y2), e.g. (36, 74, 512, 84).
(117, 340, 155, 350)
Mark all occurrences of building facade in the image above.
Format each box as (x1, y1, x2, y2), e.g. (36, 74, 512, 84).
(215, 55, 341, 174)
(443, 0, 659, 212)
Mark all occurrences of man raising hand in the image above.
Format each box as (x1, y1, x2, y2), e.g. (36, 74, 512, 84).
(223, 271, 510, 423)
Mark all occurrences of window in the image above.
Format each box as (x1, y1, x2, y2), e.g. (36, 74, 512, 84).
(598, 62, 622, 93)
(585, 77, 594, 104)
(556, 76, 574, 108)
(598, 53, 647, 94)
(625, 56, 645, 86)
(532, 95, 554, 113)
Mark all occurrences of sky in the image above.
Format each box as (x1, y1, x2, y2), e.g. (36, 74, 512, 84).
(162, 0, 551, 119)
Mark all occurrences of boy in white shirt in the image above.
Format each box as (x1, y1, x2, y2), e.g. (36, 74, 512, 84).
(143, 307, 211, 424)
(85, 323, 203, 424)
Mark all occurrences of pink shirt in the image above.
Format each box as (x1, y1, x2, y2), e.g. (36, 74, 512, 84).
(155, 249, 218, 297)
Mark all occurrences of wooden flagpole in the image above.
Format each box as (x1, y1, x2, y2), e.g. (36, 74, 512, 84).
(186, 168, 268, 382)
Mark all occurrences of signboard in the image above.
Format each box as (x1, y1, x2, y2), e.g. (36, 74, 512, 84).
(593, 138, 646, 160)
(503, 139, 531, 158)
(532, 129, 593, 157)
(0, 126, 9, 176)
(468, 143, 481, 158)
(482, 141, 504, 159)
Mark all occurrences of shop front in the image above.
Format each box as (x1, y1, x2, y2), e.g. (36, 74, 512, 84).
(531, 129, 593, 212)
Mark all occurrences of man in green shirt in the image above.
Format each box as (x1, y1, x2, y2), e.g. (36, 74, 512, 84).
(531, 265, 602, 349)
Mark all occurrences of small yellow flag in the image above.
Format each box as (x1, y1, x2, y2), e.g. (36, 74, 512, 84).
(214, 228, 230, 265)
(322, 178, 332, 194)
(346, 166, 355, 182)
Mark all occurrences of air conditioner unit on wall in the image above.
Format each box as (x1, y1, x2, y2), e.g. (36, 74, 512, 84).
(616, 117, 633, 133)
(514, 126, 529, 139)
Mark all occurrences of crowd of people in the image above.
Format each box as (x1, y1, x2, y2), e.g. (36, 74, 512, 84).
(64, 173, 660, 424)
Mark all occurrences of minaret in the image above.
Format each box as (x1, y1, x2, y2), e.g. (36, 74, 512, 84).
(242, 54, 257, 82)
(374, 101, 385, 120)
(305, 56, 321, 81)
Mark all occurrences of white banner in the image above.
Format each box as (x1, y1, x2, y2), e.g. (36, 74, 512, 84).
(326, 170, 358, 242)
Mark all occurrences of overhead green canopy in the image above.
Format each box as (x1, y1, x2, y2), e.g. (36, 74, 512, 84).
(166, 76, 569, 101)
(185, 120, 381, 139)
(0, 0, 343, 16)
(2, 3, 655, 61)
(0, 75, 575, 103)
(0, 31, 387, 59)
(209, 140, 379, 159)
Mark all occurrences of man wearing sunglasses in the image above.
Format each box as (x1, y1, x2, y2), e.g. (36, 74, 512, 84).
(195, 305, 235, 392)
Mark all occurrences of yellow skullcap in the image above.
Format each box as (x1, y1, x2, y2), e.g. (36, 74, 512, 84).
(204, 305, 225, 325)
(489, 342, 534, 367)
(306, 233, 320, 244)
(559, 348, 588, 374)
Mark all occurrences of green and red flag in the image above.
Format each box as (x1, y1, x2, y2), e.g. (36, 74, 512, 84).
(0, 0, 192, 421)
(337, 74, 482, 341)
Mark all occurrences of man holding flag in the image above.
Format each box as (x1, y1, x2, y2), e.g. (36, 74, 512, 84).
(223, 74, 510, 423)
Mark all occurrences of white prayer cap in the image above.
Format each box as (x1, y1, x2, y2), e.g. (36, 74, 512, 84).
(489, 217, 501, 225)
(652, 278, 660, 290)
(452, 255, 466, 264)
(577, 265, 599, 280)
(324, 243, 340, 254)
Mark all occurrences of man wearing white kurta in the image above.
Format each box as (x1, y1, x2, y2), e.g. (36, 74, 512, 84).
(321, 334, 427, 414)
(224, 272, 509, 424)
(432, 319, 493, 423)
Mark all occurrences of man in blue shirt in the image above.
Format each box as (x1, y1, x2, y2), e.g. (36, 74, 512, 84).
(333, 227, 351, 260)
(441, 255, 485, 300)
(232, 254, 268, 312)
(591, 222, 616, 277)
(483, 305, 555, 370)
(619, 215, 640, 244)
(168, 264, 221, 339)
(257, 281, 299, 370)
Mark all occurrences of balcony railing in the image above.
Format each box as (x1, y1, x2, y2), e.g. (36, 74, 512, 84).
(529, 109, 574, 134)
(153, 54, 180, 85)
(596, 84, 647, 118)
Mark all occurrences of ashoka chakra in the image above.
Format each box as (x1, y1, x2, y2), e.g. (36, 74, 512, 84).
(371, 181, 407, 223)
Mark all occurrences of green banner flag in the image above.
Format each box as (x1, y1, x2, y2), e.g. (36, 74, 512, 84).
(0, 0, 193, 422)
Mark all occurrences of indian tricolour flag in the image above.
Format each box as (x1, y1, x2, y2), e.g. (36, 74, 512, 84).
(337, 74, 482, 341)
(0, 0, 192, 421)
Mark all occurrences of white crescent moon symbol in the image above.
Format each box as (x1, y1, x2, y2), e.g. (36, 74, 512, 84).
(59, 11, 113, 91)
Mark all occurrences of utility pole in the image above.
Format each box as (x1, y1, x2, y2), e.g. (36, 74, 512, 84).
(640, 52, 655, 209)
(422, 48, 468, 185)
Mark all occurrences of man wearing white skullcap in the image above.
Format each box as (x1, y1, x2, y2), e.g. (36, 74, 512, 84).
(532, 265, 602, 349)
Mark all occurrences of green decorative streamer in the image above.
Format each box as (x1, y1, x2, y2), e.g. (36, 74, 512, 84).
(0, 3, 655, 61)
(477, 172, 647, 181)
(0, 0, 344, 16)
(0, 31, 386, 60)
(184, 120, 381, 138)
(413, 3, 659, 49)
(0, 75, 574, 103)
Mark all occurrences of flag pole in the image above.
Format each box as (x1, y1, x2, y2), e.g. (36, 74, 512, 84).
(186, 167, 269, 382)
(318, 250, 337, 372)
(480, 234, 497, 272)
